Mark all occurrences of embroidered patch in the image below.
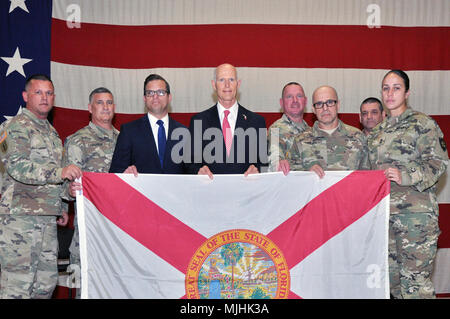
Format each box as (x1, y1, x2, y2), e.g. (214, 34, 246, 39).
(0, 130, 6, 144)
(0, 130, 7, 153)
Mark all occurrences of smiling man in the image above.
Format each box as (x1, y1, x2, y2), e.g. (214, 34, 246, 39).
(109, 74, 187, 175)
(0, 74, 82, 298)
(286, 85, 369, 178)
(62, 87, 119, 298)
(188, 63, 267, 178)
(267, 82, 310, 173)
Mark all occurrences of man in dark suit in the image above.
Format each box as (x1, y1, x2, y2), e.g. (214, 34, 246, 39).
(188, 63, 267, 178)
(109, 74, 186, 174)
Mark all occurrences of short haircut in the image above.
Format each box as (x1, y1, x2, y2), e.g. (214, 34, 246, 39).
(312, 85, 339, 102)
(213, 64, 238, 82)
(143, 74, 170, 95)
(281, 82, 303, 97)
(360, 97, 383, 112)
(24, 74, 53, 91)
(89, 87, 113, 104)
(383, 69, 410, 92)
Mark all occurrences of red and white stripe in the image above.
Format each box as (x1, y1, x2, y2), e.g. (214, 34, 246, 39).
(52, 0, 450, 295)
(77, 171, 389, 298)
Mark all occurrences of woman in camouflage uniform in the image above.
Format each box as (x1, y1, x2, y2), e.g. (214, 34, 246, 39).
(368, 70, 448, 298)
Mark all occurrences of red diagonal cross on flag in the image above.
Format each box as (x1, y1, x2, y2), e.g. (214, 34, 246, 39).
(79, 171, 389, 299)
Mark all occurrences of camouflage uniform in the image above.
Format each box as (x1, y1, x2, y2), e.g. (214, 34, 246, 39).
(0, 119, 10, 293)
(63, 121, 119, 298)
(287, 120, 370, 171)
(0, 108, 67, 299)
(267, 114, 310, 171)
(368, 107, 448, 299)
(0, 119, 11, 201)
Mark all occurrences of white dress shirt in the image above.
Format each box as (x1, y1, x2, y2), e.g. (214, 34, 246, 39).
(217, 101, 238, 136)
(147, 113, 169, 152)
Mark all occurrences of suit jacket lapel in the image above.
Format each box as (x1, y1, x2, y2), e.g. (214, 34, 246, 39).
(208, 104, 222, 131)
(213, 104, 248, 134)
(164, 117, 177, 164)
(235, 105, 249, 130)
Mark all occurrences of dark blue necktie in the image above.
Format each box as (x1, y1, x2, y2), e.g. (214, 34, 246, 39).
(156, 120, 166, 168)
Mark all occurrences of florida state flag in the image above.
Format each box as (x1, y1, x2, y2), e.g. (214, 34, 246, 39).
(76, 171, 390, 299)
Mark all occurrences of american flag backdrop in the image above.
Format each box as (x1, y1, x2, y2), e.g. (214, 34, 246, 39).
(1, 0, 449, 296)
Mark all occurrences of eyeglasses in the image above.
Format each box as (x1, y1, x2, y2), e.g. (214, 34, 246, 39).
(313, 99, 337, 109)
(145, 89, 168, 97)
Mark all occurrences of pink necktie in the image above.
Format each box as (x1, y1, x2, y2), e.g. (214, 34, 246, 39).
(222, 110, 232, 156)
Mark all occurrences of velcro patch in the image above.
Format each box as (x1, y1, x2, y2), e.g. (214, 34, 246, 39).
(0, 130, 6, 144)
(0, 131, 7, 153)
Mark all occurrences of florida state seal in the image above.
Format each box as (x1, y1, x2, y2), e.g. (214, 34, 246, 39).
(185, 229, 290, 299)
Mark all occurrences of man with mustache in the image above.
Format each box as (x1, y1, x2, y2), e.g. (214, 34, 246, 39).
(63, 87, 119, 298)
(359, 97, 385, 136)
(286, 85, 369, 178)
(267, 82, 310, 174)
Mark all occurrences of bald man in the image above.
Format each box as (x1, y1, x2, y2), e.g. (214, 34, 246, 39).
(188, 63, 267, 178)
(286, 85, 369, 178)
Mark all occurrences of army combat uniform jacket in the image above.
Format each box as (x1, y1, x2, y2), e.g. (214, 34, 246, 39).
(287, 120, 369, 171)
(267, 114, 310, 171)
(368, 107, 448, 215)
(0, 108, 66, 216)
(0, 119, 11, 198)
(63, 121, 119, 299)
(63, 121, 119, 174)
